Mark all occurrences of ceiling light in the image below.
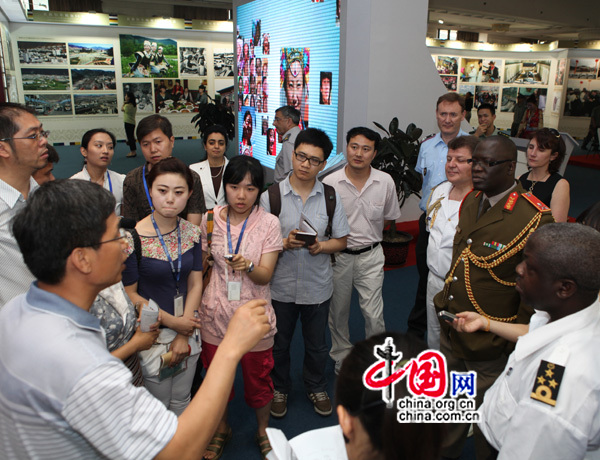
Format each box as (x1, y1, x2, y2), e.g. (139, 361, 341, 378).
(438, 19, 444, 24)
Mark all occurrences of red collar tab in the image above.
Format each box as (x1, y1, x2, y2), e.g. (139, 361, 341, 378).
(504, 192, 519, 211)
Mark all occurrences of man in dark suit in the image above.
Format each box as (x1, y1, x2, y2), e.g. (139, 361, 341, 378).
(434, 136, 555, 460)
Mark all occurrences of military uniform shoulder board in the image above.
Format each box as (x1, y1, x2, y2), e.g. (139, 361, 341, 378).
(498, 131, 510, 138)
(421, 133, 436, 143)
(521, 192, 551, 212)
(530, 360, 565, 407)
(504, 191, 519, 211)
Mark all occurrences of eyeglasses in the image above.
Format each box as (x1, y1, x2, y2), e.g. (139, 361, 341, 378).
(97, 228, 127, 245)
(294, 151, 325, 167)
(466, 158, 514, 168)
(0, 130, 50, 142)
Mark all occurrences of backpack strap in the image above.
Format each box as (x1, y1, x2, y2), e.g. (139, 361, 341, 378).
(268, 182, 282, 217)
(322, 183, 336, 238)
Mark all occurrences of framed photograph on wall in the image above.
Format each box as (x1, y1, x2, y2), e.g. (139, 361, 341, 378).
(180, 47, 207, 76)
(436, 56, 459, 75)
(18, 41, 67, 65)
(568, 58, 598, 79)
(68, 43, 114, 66)
(24, 93, 72, 116)
(214, 48, 234, 77)
(122, 82, 154, 113)
(504, 60, 551, 85)
(74, 93, 118, 115)
(21, 68, 70, 91)
(563, 81, 600, 117)
(71, 68, 116, 90)
(555, 58, 566, 86)
(501, 86, 548, 112)
(120, 34, 178, 78)
(474, 85, 499, 109)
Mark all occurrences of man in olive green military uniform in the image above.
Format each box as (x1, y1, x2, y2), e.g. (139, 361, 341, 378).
(434, 136, 555, 460)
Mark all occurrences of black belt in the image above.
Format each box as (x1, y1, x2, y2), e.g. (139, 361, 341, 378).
(341, 242, 380, 255)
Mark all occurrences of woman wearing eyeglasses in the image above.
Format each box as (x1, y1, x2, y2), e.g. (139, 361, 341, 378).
(71, 129, 125, 215)
(198, 156, 282, 460)
(518, 128, 570, 222)
(122, 157, 203, 415)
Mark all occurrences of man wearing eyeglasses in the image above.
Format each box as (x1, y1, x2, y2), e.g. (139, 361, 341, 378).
(261, 128, 349, 418)
(272, 105, 301, 182)
(322, 127, 401, 374)
(0, 103, 49, 308)
(433, 136, 554, 460)
(0, 179, 271, 459)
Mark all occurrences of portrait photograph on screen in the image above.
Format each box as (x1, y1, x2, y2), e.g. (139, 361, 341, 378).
(236, 0, 340, 172)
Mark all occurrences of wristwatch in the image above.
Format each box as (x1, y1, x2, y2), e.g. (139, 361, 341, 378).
(246, 261, 255, 273)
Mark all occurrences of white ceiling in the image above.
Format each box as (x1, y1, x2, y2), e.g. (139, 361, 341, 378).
(3, 0, 600, 45)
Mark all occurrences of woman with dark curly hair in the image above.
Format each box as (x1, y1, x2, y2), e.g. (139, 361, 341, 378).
(518, 127, 570, 222)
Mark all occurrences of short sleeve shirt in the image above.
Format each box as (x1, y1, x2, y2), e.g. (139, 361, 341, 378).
(323, 167, 401, 248)
(260, 177, 350, 304)
(415, 129, 468, 211)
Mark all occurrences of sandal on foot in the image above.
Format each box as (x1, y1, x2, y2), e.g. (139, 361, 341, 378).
(256, 434, 273, 460)
(203, 425, 232, 460)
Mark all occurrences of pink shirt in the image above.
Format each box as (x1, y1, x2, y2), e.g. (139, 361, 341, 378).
(200, 205, 282, 351)
(323, 167, 401, 249)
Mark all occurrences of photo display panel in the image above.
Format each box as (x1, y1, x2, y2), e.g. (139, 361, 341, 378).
(236, 0, 340, 171)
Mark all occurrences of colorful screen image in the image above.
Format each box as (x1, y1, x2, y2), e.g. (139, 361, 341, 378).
(236, 0, 340, 171)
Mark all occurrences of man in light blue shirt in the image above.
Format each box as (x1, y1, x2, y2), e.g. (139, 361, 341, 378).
(408, 93, 468, 339)
(261, 128, 349, 419)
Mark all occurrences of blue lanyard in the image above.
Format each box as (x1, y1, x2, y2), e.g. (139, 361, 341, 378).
(226, 209, 250, 255)
(151, 213, 182, 293)
(142, 164, 153, 210)
(106, 170, 113, 194)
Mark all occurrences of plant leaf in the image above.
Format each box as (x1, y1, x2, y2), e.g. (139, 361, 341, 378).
(373, 121, 389, 137)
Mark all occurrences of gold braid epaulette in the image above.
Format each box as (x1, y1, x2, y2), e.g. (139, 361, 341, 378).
(444, 212, 543, 322)
(426, 196, 444, 229)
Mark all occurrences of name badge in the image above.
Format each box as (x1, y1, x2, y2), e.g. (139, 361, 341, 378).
(228, 281, 241, 301)
(174, 294, 184, 317)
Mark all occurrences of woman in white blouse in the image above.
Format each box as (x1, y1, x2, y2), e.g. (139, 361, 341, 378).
(71, 129, 125, 215)
(190, 125, 229, 210)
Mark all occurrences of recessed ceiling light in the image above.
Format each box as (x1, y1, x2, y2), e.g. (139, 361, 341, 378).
(438, 19, 444, 24)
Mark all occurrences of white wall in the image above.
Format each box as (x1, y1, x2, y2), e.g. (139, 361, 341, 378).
(9, 22, 234, 144)
(340, 0, 448, 222)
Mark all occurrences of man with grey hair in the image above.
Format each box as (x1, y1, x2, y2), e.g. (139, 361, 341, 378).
(273, 105, 301, 182)
(479, 223, 600, 459)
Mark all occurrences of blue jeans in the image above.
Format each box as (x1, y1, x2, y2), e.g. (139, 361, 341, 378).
(271, 298, 330, 394)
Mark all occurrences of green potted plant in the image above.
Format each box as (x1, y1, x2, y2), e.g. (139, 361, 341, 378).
(371, 117, 423, 265)
(190, 99, 236, 142)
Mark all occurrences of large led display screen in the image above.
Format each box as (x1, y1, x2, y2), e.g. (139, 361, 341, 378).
(236, 0, 340, 171)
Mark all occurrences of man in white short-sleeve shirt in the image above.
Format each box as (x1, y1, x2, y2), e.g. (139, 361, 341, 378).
(0, 103, 48, 309)
(323, 127, 401, 371)
(0, 179, 270, 459)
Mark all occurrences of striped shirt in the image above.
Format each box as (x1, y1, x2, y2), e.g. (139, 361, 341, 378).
(0, 283, 177, 459)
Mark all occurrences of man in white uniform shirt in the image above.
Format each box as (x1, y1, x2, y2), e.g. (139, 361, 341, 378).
(323, 127, 400, 373)
(424, 135, 478, 349)
(0, 103, 49, 308)
(479, 223, 600, 459)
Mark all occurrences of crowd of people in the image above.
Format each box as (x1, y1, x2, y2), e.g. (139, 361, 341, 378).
(0, 98, 599, 460)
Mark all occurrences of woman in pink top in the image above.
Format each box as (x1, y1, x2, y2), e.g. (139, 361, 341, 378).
(200, 155, 282, 460)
